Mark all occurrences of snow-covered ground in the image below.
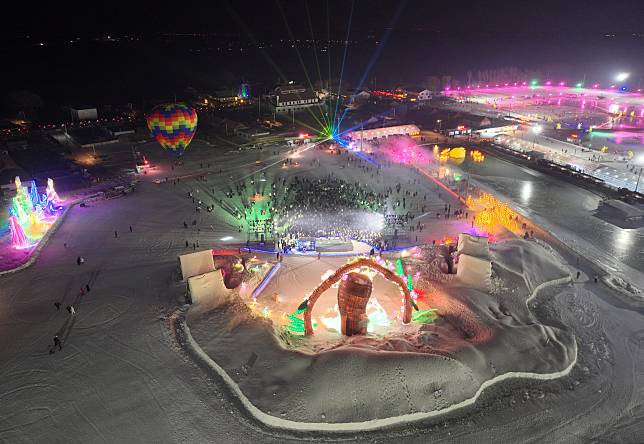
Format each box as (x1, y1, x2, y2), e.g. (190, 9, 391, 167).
(1, 140, 643, 442)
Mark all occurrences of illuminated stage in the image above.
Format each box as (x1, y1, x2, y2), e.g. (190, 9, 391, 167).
(290, 237, 373, 255)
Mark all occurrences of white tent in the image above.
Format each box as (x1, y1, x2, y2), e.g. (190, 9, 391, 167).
(457, 233, 490, 259)
(187, 270, 230, 306)
(179, 249, 215, 281)
(456, 254, 492, 292)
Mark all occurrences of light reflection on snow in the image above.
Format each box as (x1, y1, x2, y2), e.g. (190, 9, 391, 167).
(613, 228, 635, 257)
(318, 297, 390, 334)
(520, 181, 533, 205)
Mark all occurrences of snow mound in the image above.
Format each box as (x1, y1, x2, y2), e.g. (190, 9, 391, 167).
(183, 239, 577, 425)
(491, 239, 570, 294)
(603, 275, 643, 300)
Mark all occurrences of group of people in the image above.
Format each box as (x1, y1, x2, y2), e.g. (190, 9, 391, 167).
(51, 283, 91, 353)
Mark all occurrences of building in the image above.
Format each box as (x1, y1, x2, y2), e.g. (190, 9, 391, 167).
(345, 124, 420, 142)
(417, 89, 433, 102)
(268, 83, 323, 114)
(234, 125, 270, 141)
(70, 106, 98, 121)
(473, 124, 518, 138)
(445, 125, 472, 137)
(105, 124, 135, 137)
(211, 89, 238, 103)
(211, 117, 247, 136)
(352, 90, 371, 102)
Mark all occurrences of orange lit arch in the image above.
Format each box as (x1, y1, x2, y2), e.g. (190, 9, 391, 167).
(303, 257, 413, 335)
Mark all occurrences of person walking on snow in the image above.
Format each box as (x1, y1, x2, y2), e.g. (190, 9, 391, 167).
(53, 335, 62, 351)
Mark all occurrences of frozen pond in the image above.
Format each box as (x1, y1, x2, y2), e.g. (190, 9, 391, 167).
(455, 155, 644, 283)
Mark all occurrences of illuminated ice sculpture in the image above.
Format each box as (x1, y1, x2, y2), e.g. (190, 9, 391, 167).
(337, 272, 373, 336)
(7, 176, 63, 249)
(46, 178, 62, 207)
(9, 214, 29, 248)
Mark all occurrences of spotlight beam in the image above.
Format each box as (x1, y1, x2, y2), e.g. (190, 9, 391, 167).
(331, 0, 355, 131)
(336, 0, 407, 130)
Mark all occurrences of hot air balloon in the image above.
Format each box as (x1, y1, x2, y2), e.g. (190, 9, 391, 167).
(147, 103, 198, 157)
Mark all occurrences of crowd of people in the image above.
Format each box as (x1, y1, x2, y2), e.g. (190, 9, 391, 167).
(175, 137, 470, 251)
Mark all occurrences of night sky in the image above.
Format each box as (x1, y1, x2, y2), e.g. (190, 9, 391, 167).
(5, 0, 643, 40)
(2, 0, 644, 107)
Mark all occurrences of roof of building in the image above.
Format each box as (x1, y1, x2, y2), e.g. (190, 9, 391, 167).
(276, 90, 319, 101)
(345, 124, 420, 140)
(69, 105, 97, 111)
(274, 84, 307, 94)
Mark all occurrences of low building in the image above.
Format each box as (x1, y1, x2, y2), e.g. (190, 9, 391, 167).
(445, 125, 472, 137)
(345, 124, 420, 142)
(210, 117, 247, 136)
(269, 83, 323, 114)
(352, 90, 371, 102)
(417, 89, 433, 102)
(211, 89, 238, 103)
(70, 106, 98, 121)
(474, 124, 518, 138)
(235, 125, 270, 141)
(106, 124, 135, 137)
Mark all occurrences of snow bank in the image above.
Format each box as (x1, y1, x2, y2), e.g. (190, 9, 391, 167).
(491, 239, 570, 295)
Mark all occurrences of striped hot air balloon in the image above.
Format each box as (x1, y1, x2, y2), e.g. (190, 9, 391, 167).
(146, 103, 198, 157)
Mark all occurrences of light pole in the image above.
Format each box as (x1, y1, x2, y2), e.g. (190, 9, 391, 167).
(437, 119, 442, 132)
(615, 72, 630, 83)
